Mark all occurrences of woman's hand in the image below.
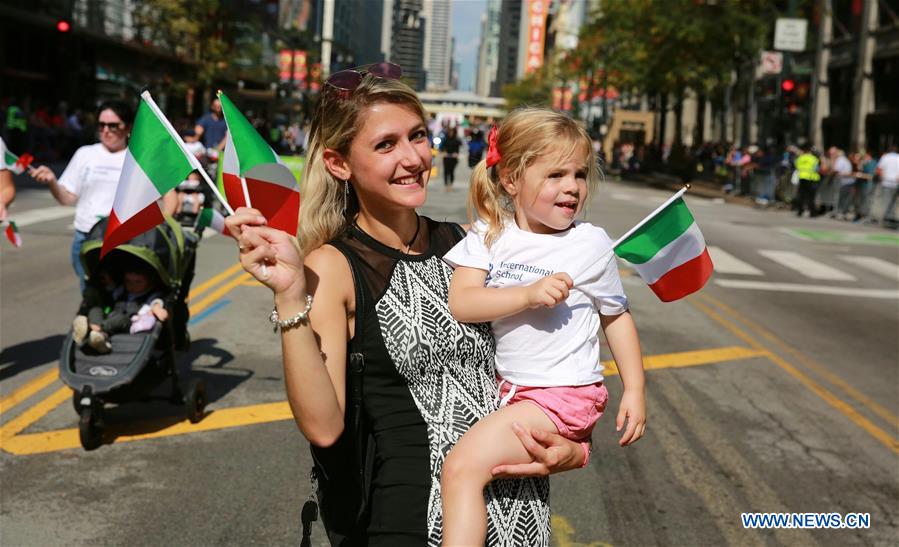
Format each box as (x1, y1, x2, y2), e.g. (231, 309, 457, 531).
(490, 422, 585, 478)
(225, 207, 306, 300)
(29, 165, 58, 185)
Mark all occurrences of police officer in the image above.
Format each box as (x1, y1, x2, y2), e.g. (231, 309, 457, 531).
(794, 144, 821, 217)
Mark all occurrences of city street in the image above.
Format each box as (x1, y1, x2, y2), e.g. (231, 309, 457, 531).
(1, 161, 897, 546)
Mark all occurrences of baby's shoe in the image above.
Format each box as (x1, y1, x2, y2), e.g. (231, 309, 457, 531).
(88, 331, 112, 354)
(72, 315, 89, 345)
(130, 304, 158, 334)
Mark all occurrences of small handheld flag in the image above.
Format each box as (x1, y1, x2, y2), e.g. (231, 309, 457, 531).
(218, 91, 300, 234)
(5, 221, 22, 248)
(3, 149, 33, 175)
(101, 92, 199, 257)
(613, 188, 713, 302)
(197, 207, 230, 237)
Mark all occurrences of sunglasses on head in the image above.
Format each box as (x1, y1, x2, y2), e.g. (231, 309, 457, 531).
(97, 122, 125, 131)
(326, 62, 403, 94)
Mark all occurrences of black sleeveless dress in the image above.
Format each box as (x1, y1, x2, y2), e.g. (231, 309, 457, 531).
(331, 217, 550, 546)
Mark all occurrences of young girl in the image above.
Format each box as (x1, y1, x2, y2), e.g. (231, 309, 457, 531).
(441, 108, 647, 546)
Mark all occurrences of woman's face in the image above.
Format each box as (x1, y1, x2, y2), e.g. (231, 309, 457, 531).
(98, 108, 129, 153)
(346, 103, 431, 213)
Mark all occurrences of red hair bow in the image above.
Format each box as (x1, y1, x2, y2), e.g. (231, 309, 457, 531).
(485, 125, 501, 168)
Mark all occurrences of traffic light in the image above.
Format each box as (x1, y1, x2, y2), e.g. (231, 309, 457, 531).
(781, 79, 795, 92)
(56, 19, 71, 32)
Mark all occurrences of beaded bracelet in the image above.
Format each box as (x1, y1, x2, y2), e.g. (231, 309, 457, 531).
(269, 294, 314, 331)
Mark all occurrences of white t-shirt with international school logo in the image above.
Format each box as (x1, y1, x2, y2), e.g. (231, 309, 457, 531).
(444, 219, 628, 387)
(59, 143, 126, 232)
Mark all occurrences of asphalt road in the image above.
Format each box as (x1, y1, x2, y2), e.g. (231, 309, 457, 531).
(1, 161, 897, 546)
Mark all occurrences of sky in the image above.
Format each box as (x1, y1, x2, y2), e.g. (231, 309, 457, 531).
(451, 0, 488, 92)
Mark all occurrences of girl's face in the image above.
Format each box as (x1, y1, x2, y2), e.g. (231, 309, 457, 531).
(344, 103, 432, 213)
(124, 271, 151, 295)
(504, 147, 589, 235)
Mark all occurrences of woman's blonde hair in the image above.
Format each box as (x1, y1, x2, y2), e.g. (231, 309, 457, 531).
(468, 107, 600, 246)
(298, 74, 429, 255)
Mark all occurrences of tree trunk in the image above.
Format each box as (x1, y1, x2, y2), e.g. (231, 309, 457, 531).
(657, 92, 668, 157)
(673, 88, 685, 146)
(695, 93, 706, 145)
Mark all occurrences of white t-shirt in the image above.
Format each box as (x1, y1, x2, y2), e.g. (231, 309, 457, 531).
(58, 143, 126, 232)
(444, 219, 629, 387)
(834, 155, 854, 186)
(877, 152, 899, 188)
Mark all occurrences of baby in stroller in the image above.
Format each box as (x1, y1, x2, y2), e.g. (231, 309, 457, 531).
(72, 260, 169, 354)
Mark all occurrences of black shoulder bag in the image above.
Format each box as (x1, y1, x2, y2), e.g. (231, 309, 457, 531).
(301, 241, 375, 547)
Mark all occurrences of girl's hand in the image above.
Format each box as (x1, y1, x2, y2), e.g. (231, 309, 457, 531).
(616, 388, 646, 446)
(225, 207, 306, 300)
(490, 422, 584, 478)
(526, 273, 573, 308)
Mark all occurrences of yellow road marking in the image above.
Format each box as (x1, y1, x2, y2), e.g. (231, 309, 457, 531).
(0, 369, 59, 414)
(188, 262, 244, 301)
(189, 273, 252, 315)
(2, 401, 294, 455)
(0, 386, 71, 442)
(699, 295, 896, 425)
(552, 515, 613, 547)
(602, 346, 765, 375)
(691, 296, 899, 454)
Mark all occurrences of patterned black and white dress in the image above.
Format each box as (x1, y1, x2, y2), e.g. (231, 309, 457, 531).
(332, 218, 550, 546)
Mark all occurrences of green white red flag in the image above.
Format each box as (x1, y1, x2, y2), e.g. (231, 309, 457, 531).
(3, 148, 33, 175)
(5, 221, 22, 247)
(218, 91, 300, 234)
(613, 188, 713, 302)
(101, 92, 200, 257)
(197, 207, 230, 236)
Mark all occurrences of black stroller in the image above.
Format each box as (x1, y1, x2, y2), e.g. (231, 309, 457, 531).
(59, 216, 206, 450)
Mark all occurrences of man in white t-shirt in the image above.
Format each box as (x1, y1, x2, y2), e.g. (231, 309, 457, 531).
(876, 145, 899, 223)
(832, 149, 855, 218)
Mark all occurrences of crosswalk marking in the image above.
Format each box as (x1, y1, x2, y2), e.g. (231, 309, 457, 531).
(839, 255, 899, 282)
(715, 279, 898, 299)
(708, 246, 763, 275)
(10, 205, 75, 227)
(758, 250, 856, 281)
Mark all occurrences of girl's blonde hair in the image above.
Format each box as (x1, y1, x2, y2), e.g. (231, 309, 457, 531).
(469, 107, 600, 246)
(298, 74, 429, 255)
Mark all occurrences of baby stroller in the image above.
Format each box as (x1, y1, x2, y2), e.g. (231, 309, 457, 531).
(59, 216, 205, 450)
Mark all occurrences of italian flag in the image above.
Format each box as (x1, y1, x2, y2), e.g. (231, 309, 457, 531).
(4, 149, 33, 175)
(101, 92, 199, 257)
(614, 188, 713, 302)
(5, 221, 22, 248)
(218, 91, 300, 235)
(197, 207, 229, 236)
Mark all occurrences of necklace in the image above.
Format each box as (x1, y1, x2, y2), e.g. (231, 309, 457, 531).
(354, 214, 421, 253)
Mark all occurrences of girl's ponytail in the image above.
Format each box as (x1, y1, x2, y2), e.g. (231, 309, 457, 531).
(467, 159, 507, 247)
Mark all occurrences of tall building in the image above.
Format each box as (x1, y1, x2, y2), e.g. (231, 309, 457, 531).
(389, 0, 427, 90)
(422, 0, 452, 91)
(476, 0, 501, 97)
(493, 0, 524, 96)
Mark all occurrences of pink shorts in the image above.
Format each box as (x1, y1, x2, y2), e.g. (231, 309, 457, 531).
(498, 379, 609, 441)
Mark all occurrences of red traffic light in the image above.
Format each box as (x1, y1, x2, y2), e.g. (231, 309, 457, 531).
(56, 20, 71, 32)
(781, 79, 795, 92)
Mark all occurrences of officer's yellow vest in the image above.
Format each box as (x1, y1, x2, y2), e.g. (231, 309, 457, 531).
(795, 153, 820, 182)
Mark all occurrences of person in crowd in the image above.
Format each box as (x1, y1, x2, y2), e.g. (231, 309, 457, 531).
(441, 126, 462, 191)
(194, 97, 227, 151)
(853, 151, 878, 222)
(226, 64, 586, 545)
(876, 145, 899, 225)
(832, 148, 855, 219)
(440, 108, 646, 546)
(794, 144, 821, 217)
(29, 100, 177, 290)
(467, 127, 486, 168)
(0, 136, 17, 221)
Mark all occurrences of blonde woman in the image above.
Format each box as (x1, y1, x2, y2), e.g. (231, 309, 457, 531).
(226, 65, 586, 545)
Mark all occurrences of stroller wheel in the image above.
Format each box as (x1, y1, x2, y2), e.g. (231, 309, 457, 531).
(72, 390, 82, 414)
(185, 379, 207, 424)
(79, 406, 103, 451)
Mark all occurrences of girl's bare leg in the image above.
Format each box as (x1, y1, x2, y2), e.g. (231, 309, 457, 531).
(441, 401, 557, 546)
